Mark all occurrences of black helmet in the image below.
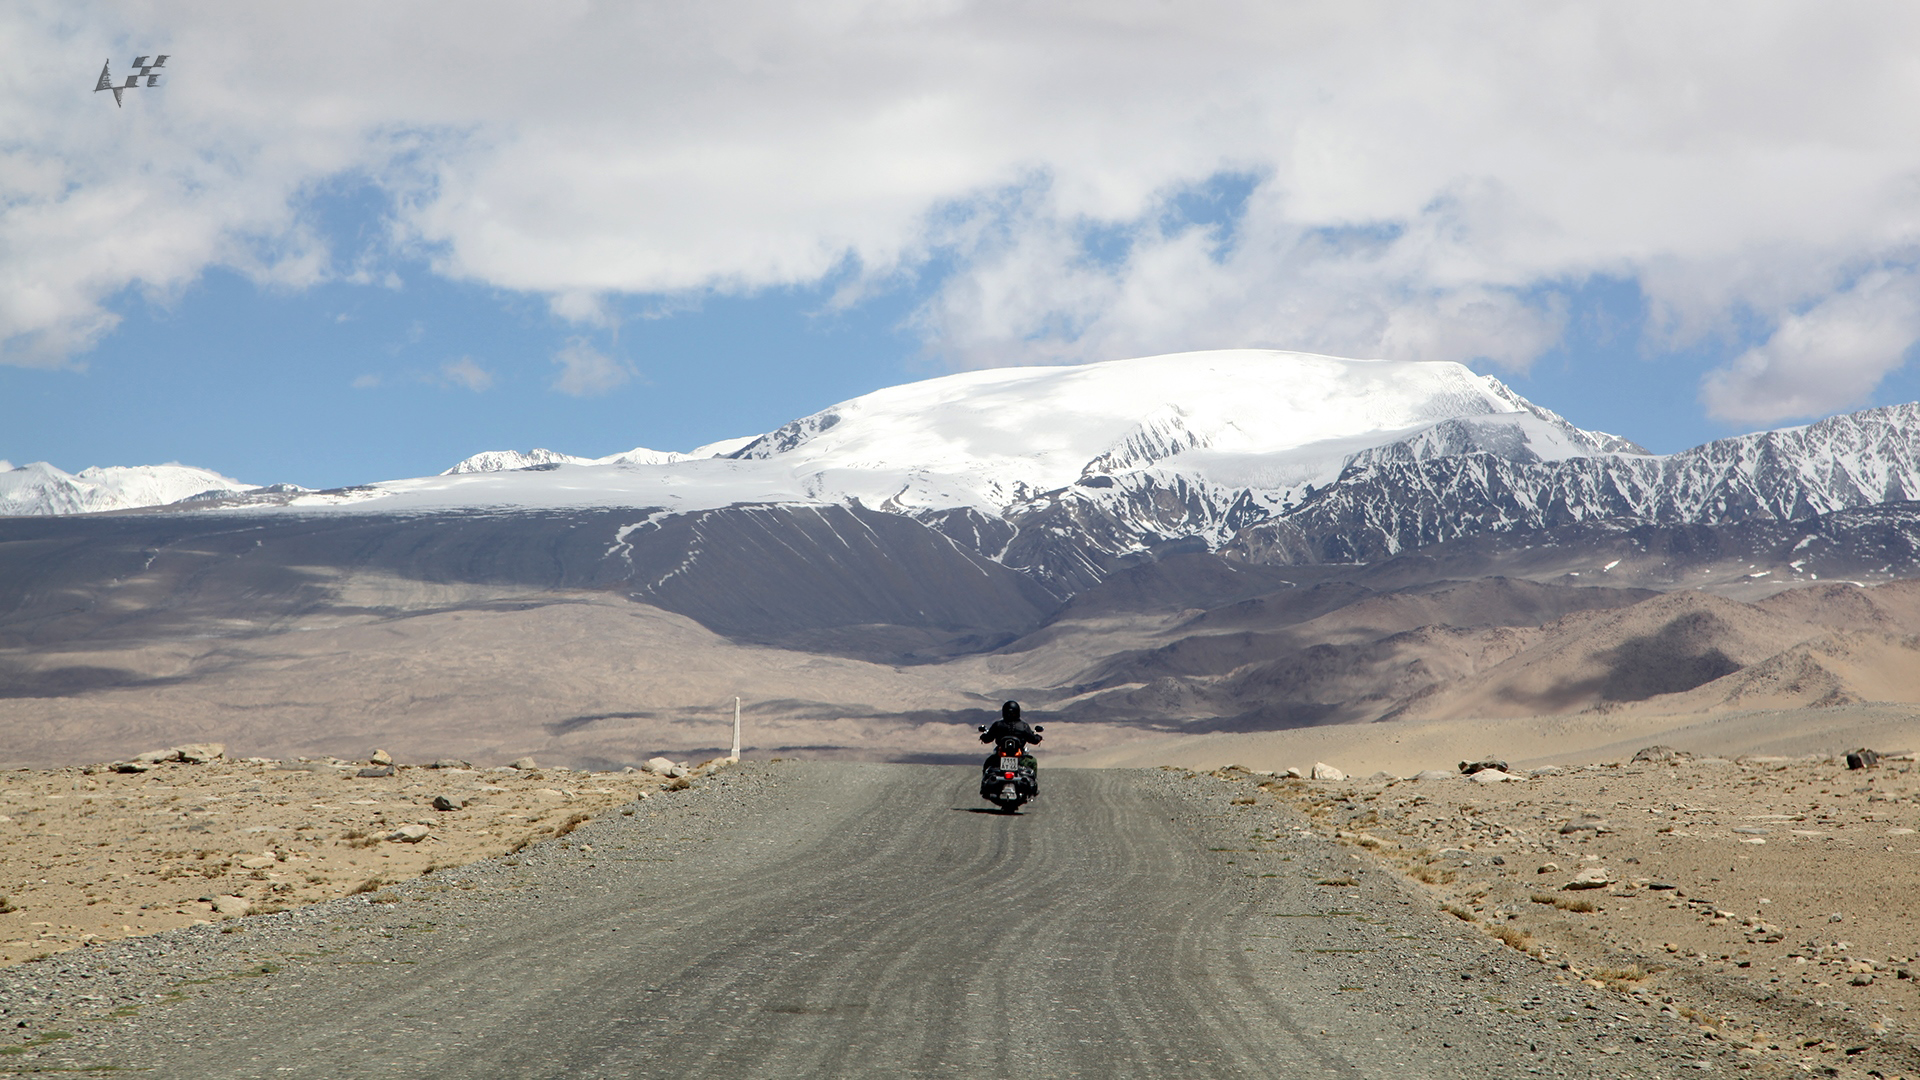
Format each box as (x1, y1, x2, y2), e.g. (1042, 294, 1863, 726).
(1001, 700, 1021, 722)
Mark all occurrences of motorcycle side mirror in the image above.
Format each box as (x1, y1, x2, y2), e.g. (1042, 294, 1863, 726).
(977, 725, 988, 733)
(1033, 725, 1045, 732)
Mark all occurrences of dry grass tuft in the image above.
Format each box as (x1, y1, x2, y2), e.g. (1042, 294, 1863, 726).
(346, 877, 384, 897)
(553, 812, 592, 837)
(1314, 877, 1359, 888)
(1489, 924, 1535, 953)
(1530, 892, 1599, 913)
(1411, 865, 1457, 885)
(1592, 965, 1649, 984)
(1442, 904, 1477, 921)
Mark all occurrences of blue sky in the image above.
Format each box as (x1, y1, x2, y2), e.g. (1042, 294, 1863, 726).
(8, 5, 1920, 488)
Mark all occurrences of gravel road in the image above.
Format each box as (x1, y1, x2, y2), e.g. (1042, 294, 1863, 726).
(4, 762, 1738, 1078)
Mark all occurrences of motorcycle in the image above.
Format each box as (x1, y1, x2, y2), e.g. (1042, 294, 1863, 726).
(977, 724, 1043, 813)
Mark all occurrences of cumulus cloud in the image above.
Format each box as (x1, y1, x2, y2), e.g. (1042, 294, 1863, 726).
(1701, 270, 1920, 423)
(438, 356, 493, 392)
(550, 340, 631, 397)
(7, 2, 1920, 408)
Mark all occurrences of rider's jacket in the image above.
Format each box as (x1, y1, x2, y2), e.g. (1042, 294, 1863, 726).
(980, 717, 1042, 750)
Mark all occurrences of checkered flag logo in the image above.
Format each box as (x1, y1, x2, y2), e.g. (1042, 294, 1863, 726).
(94, 54, 168, 107)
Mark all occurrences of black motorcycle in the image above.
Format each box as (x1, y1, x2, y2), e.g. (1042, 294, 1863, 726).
(977, 725, 1042, 813)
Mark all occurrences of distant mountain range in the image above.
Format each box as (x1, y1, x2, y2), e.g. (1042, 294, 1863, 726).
(8, 349, 1920, 607)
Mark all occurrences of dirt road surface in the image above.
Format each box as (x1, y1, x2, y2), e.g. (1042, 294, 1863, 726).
(9, 763, 1720, 1078)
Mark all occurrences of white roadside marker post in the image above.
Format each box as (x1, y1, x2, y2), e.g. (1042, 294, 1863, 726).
(729, 696, 741, 763)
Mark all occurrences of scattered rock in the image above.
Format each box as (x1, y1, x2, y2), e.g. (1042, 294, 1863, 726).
(1537, 862, 1561, 874)
(387, 824, 431, 843)
(1846, 748, 1881, 770)
(1528, 765, 1563, 776)
(132, 750, 173, 765)
(369, 749, 393, 766)
(667, 764, 692, 779)
(1631, 745, 1691, 765)
(1565, 867, 1615, 890)
(1559, 815, 1612, 835)
(355, 765, 395, 778)
(1732, 826, 1771, 835)
(1412, 769, 1454, 781)
(111, 761, 152, 774)
(430, 759, 472, 769)
(510, 757, 538, 771)
(209, 895, 249, 916)
(1365, 771, 1397, 783)
(1851, 973, 1875, 986)
(172, 743, 226, 764)
(643, 756, 676, 774)
(1458, 759, 1509, 775)
(1310, 762, 1346, 781)
(430, 795, 463, 812)
(1470, 769, 1523, 784)
(1282, 767, 1305, 779)
(238, 856, 277, 871)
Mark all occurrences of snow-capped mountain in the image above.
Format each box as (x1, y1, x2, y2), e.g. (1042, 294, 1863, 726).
(274, 350, 1633, 519)
(0, 461, 258, 517)
(15, 348, 1920, 606)
(442, 438, 756, 475)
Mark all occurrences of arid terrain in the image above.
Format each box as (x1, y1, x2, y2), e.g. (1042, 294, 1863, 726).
(1192, 746, 1920, 1076)
(0, 747, 704, 966)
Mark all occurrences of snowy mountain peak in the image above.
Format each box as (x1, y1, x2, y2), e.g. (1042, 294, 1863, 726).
(0, 461, 256, 516)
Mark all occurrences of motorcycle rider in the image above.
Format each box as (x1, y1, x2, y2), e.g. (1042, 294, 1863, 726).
(980, 700, 1042, 790)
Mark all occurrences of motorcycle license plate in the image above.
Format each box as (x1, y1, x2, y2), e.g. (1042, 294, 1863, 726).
(999, 757, 1022, 771)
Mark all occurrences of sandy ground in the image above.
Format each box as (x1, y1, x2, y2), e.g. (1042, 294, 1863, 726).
(1202, 748, 1920, 1074)
(0, 749, 711, 967)
(1057, 700, 1920, 777)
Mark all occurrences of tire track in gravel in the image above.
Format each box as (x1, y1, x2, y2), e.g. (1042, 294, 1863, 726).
(20, 762, 1707, 1078)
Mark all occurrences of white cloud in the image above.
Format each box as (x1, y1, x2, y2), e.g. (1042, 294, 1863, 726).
(550, 340, 631, 397)
(350, 374, 381, 389)
(1701, 270, 1920, 423)
(7, 2, 1920, 404)
(438, 356, 493, 392)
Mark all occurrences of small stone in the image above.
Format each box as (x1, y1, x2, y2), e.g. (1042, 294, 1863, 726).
(1309, 762, 1345, 781)
(1470, 769, 1521, 784)
(430, 795, 462, 812)
(642, 756, 676, 774)
(1412, 769, 1453, 781)
(1846, 748, 1881, 770)
(1830, 912, 1845, 923)
(1851, 973, 1875, 986)
(238, 856, 276, 870)
(1564, 867, 1614, 890)
(1365, 771, 1396, 783)
(1282, 767, 1304, 779)
(132, 749, 174, 765)
(355, 765, 395, 778)
(1457, 759, 1509, 775)
(112, 761, 152, 774)
(510, 757, 538, 771)
(430, 759, 473, 769)
(209, 895, 249, 916)
(1630, 745, 1690, 765)
(369, 749, 393, 766)
(1537, 862, 1561, 874)
(1559, 815, 1611, 835)
(388, 824, 431, 843)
